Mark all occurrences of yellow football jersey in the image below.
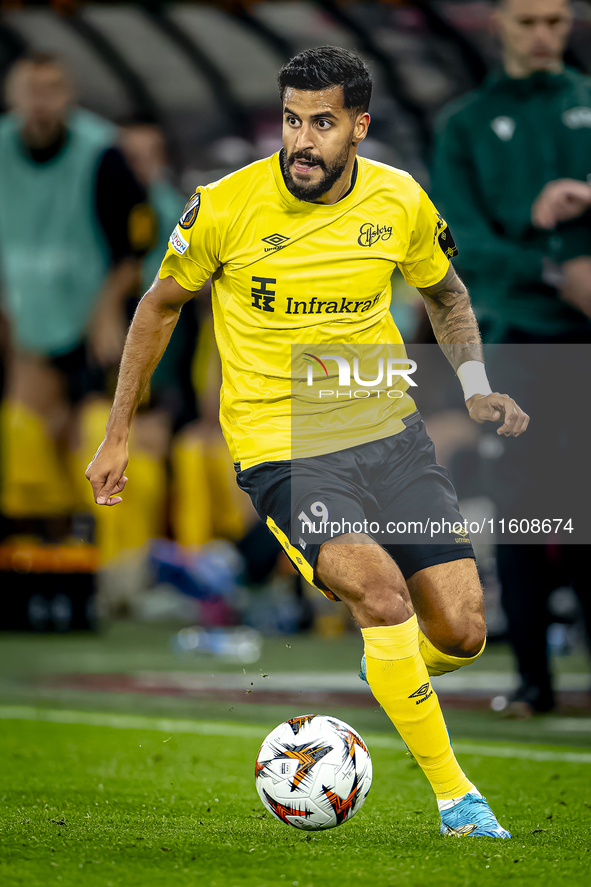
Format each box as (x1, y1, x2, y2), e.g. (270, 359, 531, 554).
(159, 152, 450, 469)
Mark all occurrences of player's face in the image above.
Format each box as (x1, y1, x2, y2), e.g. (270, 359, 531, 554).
(11, 64, 72, 144)
(494, 0, 572, 76)
(281, 86, 369, 203)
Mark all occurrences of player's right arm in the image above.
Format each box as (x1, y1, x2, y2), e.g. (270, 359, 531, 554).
(399, 187, 529, 438)
(87, 185, 221, 505)
(85, 274, 195, 505)
(418, 266, 529, 437)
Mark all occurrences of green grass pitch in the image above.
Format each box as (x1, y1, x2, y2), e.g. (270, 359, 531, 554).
(1, 712, 590, 887)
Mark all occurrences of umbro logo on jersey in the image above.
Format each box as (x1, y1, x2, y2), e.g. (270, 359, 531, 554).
(358, 222, 393, 248)
(262, 233, 290, 252)
(408, 683, 433, 704)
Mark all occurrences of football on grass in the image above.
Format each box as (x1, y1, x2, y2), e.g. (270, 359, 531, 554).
(255, 714, 372, 830)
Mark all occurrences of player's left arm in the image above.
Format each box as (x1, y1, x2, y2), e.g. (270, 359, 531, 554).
(417, 265, 529, 437)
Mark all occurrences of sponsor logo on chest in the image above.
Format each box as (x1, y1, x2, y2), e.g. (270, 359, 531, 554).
(358, 221, 393, 247)
(249, 276, 381, 315)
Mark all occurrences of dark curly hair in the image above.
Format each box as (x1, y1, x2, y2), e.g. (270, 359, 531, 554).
(278, 46, 372, 114)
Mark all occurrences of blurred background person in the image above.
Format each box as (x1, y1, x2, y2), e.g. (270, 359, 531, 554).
(533, 176, 591, 231)
(432, 0, 591, 345)
(120, 123, 253, 551)
(432, 0, 591, 714)
(121, 124, 199, 436)
(532, 175, 591, 312)
(0, 52, 154, 548)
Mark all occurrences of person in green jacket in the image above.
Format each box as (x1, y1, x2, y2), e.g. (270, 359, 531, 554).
(432, 0, 591, 716)
(432, 0, 591, 344)
(0, 54, 154, 527)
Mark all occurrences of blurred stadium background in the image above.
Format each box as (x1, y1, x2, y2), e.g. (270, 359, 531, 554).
(0, 0, 590, 738)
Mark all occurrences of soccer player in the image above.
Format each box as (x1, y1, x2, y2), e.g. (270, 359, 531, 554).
(86, 47, 528, 838)
(0, 53, 153, 528)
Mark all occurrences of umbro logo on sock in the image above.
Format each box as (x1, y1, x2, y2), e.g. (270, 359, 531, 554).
(408, 682, 434, 704)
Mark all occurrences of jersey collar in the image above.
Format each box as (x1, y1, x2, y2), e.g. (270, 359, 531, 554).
(272, 150, 361, 213)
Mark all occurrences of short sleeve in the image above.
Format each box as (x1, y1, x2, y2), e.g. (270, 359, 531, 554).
(398, 186, 456, 288)
(158, 187, 221, 291)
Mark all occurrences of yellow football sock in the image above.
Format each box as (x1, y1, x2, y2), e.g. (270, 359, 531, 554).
(362, 615, 473, 800)
(419, 629, 486, 677)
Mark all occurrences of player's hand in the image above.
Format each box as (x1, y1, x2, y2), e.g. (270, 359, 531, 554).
(532, 178, 591, 229)
(465, 393, 529, 437)
(560, 256, 591, 319)
(85, 437, 129, 505)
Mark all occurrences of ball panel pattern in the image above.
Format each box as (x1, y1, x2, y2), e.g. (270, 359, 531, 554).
(255, 714, 372, 830)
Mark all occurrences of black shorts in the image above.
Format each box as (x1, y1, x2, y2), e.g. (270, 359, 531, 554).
(49, 342, 106, 405)
(236, 419, 475, 601)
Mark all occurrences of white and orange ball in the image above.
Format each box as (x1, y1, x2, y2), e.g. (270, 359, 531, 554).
(255, 714, 372, 830)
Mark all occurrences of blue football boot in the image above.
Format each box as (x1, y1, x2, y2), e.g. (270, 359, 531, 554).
(359, 653, 368, 684)
(440, 793, 512, 838)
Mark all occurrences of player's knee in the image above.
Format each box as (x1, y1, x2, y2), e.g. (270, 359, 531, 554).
(317, 534, 411, 624)
(361, 589, 411, 626)
(457, 624, 486, 659)
(439, 615, 486, 658)
(336, 571, 410, 625)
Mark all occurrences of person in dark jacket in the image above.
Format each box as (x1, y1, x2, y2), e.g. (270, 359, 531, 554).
(432, 0, 591, 344)
(432, 0, 591, 714)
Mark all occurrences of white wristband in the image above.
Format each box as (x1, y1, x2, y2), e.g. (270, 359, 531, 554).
(456, 360, 492, 402)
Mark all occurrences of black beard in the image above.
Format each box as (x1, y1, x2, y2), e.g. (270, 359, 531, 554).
(280, 143, 351, 202)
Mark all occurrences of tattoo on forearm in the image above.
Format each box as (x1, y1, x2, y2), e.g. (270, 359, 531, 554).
(417, 266, 483, 371)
